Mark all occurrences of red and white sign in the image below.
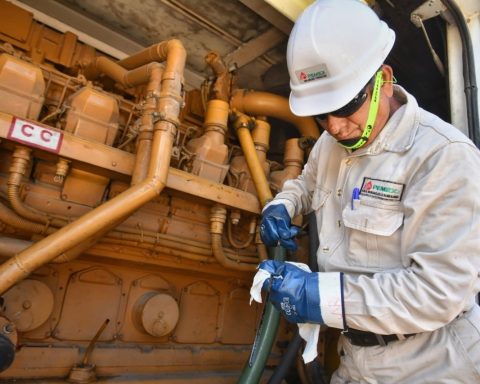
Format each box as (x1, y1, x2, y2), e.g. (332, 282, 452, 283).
(7, 117, 63, 153)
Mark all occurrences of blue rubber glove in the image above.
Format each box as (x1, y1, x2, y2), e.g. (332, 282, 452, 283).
(259, 260, 324, 324)
(259, 204, 300, 250)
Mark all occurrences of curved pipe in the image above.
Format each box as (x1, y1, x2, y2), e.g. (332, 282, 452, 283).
(270, 138, 304, 192)
(0, 40, 186, 295)
(210, 205, 257, 271)
(85, 58, 165, 184)
(205, 52, 231, 102)
(0, 201, 54, 235)
(85, 57, 163, 89)
(230, 89, 320, 139)
(7, 146, 68, 228)
(117, 40, 187, 76)
(227, 217, 256, 249)
(0, 237, 33, 257)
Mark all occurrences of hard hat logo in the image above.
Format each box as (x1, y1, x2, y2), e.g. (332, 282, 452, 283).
(295, 64, 329, 83)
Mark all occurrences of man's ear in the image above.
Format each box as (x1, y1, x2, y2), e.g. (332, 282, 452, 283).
(381, 65, 394, 97)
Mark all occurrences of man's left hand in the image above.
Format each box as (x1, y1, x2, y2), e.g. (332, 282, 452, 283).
(259, 260, 324, 324)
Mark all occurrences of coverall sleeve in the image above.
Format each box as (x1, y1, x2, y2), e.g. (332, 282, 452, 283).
(343, 142, 480, 334)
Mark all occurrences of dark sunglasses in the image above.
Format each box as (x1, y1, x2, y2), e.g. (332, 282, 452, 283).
(314, 85, 368, 121)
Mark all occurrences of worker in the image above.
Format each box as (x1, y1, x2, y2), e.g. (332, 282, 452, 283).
(258, 0, 480, 382)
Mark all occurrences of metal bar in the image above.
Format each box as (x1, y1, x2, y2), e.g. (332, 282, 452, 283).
(224, 28, 285, 69)
(0, 112, 261, 214)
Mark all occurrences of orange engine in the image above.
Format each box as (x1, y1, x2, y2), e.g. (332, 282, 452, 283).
(0, 1, 318, 382)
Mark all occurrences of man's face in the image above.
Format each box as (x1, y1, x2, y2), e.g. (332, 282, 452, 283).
(315, 67, 394, 148)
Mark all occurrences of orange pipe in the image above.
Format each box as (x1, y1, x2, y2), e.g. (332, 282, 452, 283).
(84, 55, 169, 185)
(117, 40, 186, 73)
(0, 237, 32, 257)
(270, 138, 304, 191)
(205, 52, 230, 102)
(7, 146, 68, 227)
(102, 238, 215, 263)
(0, 201, 54, 235)
(0, 40, 186, 295)
(233, 113, 272, 207)
(131, 64, 163, 185)
(210, 205, 257, 271)
(84, 57, 160, 88)
(230, 89, 320, 139)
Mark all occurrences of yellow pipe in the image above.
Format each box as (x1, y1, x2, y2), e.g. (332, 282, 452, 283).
(210, 205, 257, 271)
(205, 52, 230, 102)
(227, 216, 256, 249)
(270, 138, 304, 191)
(0, 40, 186, 295)
(131, 64, 163, 185)
(230, 89, 320, 139)
(102, 238, 215, 263)
(232, 112, 273, 207)
(84, 57, 166, 185)
(0, 201, 54, 235)
(0, 237, 33, 257)
(208, 113, 275, 271)
(7, 146, 68, 227)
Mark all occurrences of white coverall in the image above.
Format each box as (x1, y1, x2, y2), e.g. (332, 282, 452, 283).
(272, 86, 480, 383)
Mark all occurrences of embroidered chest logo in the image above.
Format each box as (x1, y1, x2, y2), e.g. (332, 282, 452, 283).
(361, 177, 405, 201)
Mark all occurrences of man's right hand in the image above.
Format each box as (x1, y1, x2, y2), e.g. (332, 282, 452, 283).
(260, 203, 300, 250)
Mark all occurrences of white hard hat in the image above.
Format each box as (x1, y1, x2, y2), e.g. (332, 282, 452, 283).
(287, 0, 395, 116)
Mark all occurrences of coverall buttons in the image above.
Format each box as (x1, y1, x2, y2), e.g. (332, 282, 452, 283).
(345, 159, 352, 165)
(322, 246, 329, 252)
(337, 189, 342, 197)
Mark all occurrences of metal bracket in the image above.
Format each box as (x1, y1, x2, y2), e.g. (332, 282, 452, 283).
(410, 0, 447, 27)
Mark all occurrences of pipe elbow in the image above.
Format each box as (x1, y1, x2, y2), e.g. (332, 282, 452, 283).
(230, 89, 320, 139)
(161, 40, 187, 72)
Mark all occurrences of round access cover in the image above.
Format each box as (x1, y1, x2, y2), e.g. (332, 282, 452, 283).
(2, 280, 54, 332)
(133, 292, 179, 337)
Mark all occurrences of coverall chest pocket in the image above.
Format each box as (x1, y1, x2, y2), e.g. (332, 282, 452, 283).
(342, 199, 404, 269)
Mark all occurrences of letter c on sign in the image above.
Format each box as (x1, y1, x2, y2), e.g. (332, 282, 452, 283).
(21, 124, 34, 137)
(40, 129, 52, 143)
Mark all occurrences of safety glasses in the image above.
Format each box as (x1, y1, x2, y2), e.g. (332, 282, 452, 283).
(314, 85, 368, 121)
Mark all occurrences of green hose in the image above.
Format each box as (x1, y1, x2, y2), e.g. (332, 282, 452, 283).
(238, 245, 286, 384)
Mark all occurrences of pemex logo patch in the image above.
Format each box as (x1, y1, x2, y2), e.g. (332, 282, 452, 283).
(295, 63, 328, 83)
(361, 177, 404, 201)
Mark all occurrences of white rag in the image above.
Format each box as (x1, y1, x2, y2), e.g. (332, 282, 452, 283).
(249, 262, 321, 363)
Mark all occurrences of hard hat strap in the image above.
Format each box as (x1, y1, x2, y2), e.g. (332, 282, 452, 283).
(340, 70, 384, 150)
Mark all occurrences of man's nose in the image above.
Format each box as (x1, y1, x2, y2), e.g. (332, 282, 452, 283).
(326, 115, 347, 135)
